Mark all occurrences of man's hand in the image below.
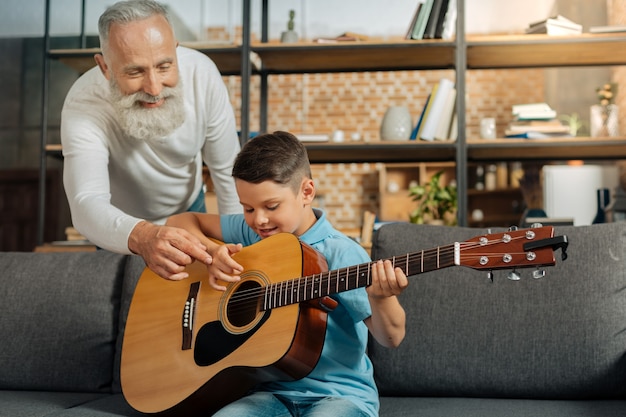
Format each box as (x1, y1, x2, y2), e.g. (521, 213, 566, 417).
(128, 221, 212, 280)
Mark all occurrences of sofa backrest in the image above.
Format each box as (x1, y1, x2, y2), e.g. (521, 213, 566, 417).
(0, 250, 128, 393)
(112, 254, 147, 394)
(368, 222, 626, 400)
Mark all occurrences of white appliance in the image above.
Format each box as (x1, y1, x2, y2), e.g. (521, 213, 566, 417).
(543, 164, 619, 226)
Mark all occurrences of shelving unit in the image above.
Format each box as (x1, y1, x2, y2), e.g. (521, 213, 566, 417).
(38, 0, 626, 244)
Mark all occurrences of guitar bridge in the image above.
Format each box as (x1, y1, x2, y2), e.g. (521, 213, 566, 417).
(182, 282, 201, 350)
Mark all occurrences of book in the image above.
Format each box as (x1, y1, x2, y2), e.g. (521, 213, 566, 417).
(433, 0, 451, 39)
(526, 24, 582, 36)
(506, 120, 570, 134)
(589, 25, 626, 34)
(420, 78, 455, 141)
(411, 0, 434, 40)
(410, 93, 431, 140)
(423, 0, 444, 39)
(417, 83, 439, 139)
(313, 32, 369, 43)
(440, 0, 457, 40)
(514, 112, 557, 121)
(525, 15, 582, 35)
(512, 102, 557, 120)
(405, 2, 423, 40)
(505, 119, 572, 138)
(505, 131, 572, 139)
(527, 15, 581, 30)
(416, 83, 439, 140)
(434, 87, 456, 140)
(448, 112, 458, 141)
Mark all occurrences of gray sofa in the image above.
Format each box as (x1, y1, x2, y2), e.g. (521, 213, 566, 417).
(1, 222, 625, 416)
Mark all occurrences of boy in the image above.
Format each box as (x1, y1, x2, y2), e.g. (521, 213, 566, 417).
(166, 131, 408, 417)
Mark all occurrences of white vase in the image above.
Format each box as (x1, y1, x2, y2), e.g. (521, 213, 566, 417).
(380, 106, 413, 141)
(590, 104, 619, 137)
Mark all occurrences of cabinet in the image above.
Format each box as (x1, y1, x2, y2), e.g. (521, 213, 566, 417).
(38, 0, 626, 244)
(378, 163, 456, 222)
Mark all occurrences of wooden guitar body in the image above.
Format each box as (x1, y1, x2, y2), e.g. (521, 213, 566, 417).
(121, 233, 329, 416)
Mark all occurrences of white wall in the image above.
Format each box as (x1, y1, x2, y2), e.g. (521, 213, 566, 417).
(1, 0, 557, 39)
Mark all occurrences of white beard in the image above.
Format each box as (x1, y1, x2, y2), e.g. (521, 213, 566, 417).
(109, 77, 186, 141)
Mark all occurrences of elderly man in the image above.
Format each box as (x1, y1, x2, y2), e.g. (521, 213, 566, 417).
(61, 0, 241, 280)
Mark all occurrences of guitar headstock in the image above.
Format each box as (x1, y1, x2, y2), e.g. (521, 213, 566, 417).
(458, 226, 568, 279)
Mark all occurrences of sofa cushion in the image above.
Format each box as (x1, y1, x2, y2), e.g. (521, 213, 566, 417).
(0, 251, 127, 392)
(49, 394, 145, 416)
(0, 391, 108, 417)
(379, 397, 626, 417)
(369, 222, 626, 400)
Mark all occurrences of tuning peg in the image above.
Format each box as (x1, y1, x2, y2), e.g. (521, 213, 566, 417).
(508, 225, 518, 231)
(487, 271, 494, 282)
(532, 269, 546, 279)
(530, 222, 543, 228)
(507, 270, 521, 281)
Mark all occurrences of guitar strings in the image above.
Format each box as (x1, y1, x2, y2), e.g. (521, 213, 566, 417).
(221, 234, 530, 314)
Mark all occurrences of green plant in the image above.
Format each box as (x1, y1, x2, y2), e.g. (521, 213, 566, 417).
(559, 112, 585, 136)
(287, 10, 295, 31)
(408, 170, 457, 225)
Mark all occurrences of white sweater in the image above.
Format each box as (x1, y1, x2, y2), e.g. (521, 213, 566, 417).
(61, 46, 241, 253)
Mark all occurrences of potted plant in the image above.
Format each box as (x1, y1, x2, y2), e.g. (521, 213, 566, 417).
(280, 10, 298, 43)
(408, 170, 457, 225)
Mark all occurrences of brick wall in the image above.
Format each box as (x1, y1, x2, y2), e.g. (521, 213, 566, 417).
(223, 67, 545, 230)
(217, 2, 626, 231)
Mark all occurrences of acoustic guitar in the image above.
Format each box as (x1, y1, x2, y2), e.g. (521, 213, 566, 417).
(121, 226, 568, 416)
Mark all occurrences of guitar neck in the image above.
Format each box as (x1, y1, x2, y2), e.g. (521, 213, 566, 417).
(263, 243, 457, 310)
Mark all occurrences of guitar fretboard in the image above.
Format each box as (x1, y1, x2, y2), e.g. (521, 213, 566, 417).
(262, 243, 457, 310)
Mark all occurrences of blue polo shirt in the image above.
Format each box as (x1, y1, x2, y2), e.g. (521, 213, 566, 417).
(220, 208, 378, 417)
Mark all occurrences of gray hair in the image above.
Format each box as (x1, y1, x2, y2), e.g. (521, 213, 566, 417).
(98, 0, 171, 54)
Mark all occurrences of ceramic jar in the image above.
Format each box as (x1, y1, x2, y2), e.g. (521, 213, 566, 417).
(380, 106, 412, 141)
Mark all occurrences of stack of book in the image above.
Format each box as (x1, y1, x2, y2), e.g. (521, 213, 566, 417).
(506, 103, 571, 139)
(525, 15, 582, 36)
(410, 77, 457, 142)
(405, 0, 457, 40)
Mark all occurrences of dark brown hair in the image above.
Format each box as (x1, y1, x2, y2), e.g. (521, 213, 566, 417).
(232, 131, 312, 193)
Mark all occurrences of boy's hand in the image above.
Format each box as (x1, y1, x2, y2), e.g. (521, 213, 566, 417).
(206, 243, 244, 291)
(367, 259, 409, 299)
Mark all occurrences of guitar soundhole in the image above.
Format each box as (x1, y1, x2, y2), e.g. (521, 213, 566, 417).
(227, 280, 262, 328)
(194, 277, 269, 366)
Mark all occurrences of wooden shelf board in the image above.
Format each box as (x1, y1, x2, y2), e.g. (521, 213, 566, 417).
(468, 214, 522, 228)
(253, 40, 456, 73)
(305, 141, 457, 163)
(467, 137, 626, 161)
(47, 137, 626, 163)
(49, 43, 243, 75)
(50, 34, 626, 75)
(467, 33, 626, 68)
(467, 187, 522, 196)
